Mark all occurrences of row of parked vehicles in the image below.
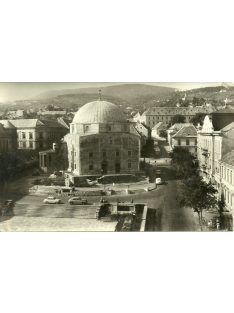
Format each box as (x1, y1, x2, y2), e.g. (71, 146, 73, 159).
(43, 196, 88, 205)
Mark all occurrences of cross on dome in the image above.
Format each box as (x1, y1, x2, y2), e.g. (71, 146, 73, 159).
(98, 89, 102, 101)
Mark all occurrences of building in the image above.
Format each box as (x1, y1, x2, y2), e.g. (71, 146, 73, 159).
(167, 123, 193, 147)
(64, 98, 141, 175)
(219, 150, 234, 213)
(39, 142, 68, 173)
(37, 110, 67, 116)
(197, 116, 234, 223)
(140, 106, 214, 129)
(6, 109, 25, 119)
(151, 122, 166, 138)
(0, 121, 17, 152)
(0, 118, 69, 150)
(171, 124, 197, 155)
(197, 116, 234, 184)
(0, 123, 14, 154)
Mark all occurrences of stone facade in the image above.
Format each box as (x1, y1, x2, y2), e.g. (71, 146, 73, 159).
(197, 115, 234, 221)
(64, 100, 141, 175)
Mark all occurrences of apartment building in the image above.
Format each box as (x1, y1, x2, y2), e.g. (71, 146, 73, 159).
(139, 106, 214, 129)
(0, 118, 69, 150)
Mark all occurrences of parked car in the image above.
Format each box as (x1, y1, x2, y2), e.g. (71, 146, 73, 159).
(68, 197, 88, 205)
(43, 196, 61, 204)
(155, 178, 162, 185)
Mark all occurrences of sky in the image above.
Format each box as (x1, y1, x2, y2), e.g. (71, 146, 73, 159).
(0, 82, 229, 102)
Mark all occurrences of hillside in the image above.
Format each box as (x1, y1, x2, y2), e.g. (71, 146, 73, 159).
(1, 83, 234, 114)
(35, 83, 176, 102)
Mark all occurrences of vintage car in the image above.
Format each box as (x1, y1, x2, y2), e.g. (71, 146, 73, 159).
(43, 196, 61, 204)
(68, 197, 88, 205)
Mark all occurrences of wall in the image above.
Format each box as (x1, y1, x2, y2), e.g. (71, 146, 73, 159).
(65, 132, 140, 175)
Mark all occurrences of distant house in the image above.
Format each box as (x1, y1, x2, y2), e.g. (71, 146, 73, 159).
(172, 125, 198, 155)
(167, 123, 193, 147)
(37, 110, 67, 116)
(7, 109, 25, 119)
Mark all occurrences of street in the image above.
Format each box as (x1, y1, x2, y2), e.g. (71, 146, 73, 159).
(0, 166, 200, 231)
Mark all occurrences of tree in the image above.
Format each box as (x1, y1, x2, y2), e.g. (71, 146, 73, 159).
(179, 175, 218, 224)
(190, 113, 205, 126)
(171, 114, 185, 125)
(170, 147, 198, 179)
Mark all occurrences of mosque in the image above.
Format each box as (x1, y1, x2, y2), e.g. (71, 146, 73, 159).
(64, 92, 141, 176)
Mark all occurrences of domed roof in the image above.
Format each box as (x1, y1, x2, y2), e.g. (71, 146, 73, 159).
(72, 100, 126, 124)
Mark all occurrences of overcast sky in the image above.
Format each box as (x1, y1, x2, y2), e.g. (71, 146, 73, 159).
(0, 82, 228, 102)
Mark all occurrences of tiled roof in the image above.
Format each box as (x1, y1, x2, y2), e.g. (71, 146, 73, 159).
(7, 119, 43, 128)
(221, 121, 234, 132)
(152, 122, 164, 130)
(41, 119, 67, 128)
(222, 150, 234, 166)
(169, 123, 193, 131)
(146, 106, 214, 115)
(173, 125, 197, 138)
(0, 120, 16, 128)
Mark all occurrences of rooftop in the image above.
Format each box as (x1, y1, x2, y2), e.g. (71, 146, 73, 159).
(169, 123, 193, 131)
(72, 100, 126, 124)
(145, 106, 215, 115)
(173, 125, 197, 138)
(222, 150, 234, 166)
(221, 121, 234, 132)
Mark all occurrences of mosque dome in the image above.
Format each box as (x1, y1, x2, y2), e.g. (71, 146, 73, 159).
(72, 100, 126, 124)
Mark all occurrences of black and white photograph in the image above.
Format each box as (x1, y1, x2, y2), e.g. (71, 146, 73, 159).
(1, 1, 234, 313)
(0, 82, 234, 231)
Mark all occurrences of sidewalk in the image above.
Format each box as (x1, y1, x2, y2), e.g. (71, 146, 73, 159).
(29, 180, 157, 197)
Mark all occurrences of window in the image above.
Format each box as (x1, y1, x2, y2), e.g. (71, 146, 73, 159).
(29, 132, 33, 139)
(85, 125, 89, 132)
(178, 139, 181, 146)
(22, 142, 26, 148)
(128, 162, 131, 169)
(186, 139, 189, 146)
(39, 132, 43, 139)
(22, 132, 26, 139)
(103, 151, 106, 157)
(29, 142, 33, 148)
(89, 164, 93, 170)
(107, 125, 111, 131)
(89, 152, 93, 158)
(116, 151, 120, 157)
(128, 150, 132, 156)
(48, 154, 52, 166)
